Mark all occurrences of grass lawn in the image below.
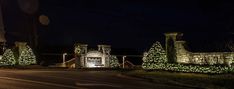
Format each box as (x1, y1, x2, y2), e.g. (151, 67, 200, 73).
(125, 70, 234, 89)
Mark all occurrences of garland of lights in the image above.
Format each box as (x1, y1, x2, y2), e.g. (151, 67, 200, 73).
(142, 41, 234, 74)
(110, 55, 120, 68)
(74, 44, 81, 56)
(0, 49, 16, 66)
(142, 63, 234, 74)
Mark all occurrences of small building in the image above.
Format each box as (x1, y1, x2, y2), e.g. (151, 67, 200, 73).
(75, 44, 112, 68)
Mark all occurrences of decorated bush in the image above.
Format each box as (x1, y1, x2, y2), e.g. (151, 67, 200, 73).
(0, 49, 16, 66)
(142, 41, 167, 69)
(0, 43, 37, 66)
(18, 45, 37, 65)
(145, 63, 234, 74)
(110, 55, 120, 68)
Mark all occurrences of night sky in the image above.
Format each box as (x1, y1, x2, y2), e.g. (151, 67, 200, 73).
(2, 0, 234, 53)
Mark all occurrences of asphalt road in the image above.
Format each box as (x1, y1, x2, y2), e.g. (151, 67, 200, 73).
(0, 69, 193, 89)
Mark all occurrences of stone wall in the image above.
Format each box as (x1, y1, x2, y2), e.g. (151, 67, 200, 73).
(176, 44, 234, 66)
(165, 32, 234, 67)
(175, 41, 191, 63)
(190, 52, 234, 66)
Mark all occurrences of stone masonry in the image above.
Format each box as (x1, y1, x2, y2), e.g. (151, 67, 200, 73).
(165, 32, 234, 67)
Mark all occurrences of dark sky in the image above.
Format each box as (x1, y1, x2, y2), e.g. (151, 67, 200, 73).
(3, 0, 234, 52)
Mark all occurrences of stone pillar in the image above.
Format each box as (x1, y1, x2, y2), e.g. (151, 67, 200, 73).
(224, 53, 233, 67)
(15, 42, 27, 54)
(80, 44, 88, 67)
(98, 45, 111, 67)
(74, 43, 88, 68)
(175, 41, 190, 63)
(14, 42, 27, 65)
(164, 32, 183, 63)
(98, 45, 111, 54)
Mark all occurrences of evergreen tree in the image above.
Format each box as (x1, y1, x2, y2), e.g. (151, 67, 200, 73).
(142, 41, 167, 69)
(18, 45, 37, 65)
(0, 49, 16, 66)
(110, 55, 120, 68)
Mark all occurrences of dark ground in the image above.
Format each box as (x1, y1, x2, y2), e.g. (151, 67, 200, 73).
(0, 69, 198, 89)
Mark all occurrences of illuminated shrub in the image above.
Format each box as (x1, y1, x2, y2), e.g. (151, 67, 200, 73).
(110, 55, 120, 68)
(0, 49, 16, 66)
(18, 45, 37, 65)
(145, 63, 234, 73)
(142, 41, 167, 69)
(74, 44, 81, 56)
(0, 45, 36, 66)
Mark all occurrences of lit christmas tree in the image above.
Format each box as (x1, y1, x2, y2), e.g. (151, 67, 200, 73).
(142, 41, 167, 69)
(110, 55, 120, 68)
(18, 45, 37, 65)
(0, 49, 16, 66)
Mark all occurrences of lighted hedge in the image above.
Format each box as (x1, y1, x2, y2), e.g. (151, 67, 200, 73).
(142, 63, 234, 73)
